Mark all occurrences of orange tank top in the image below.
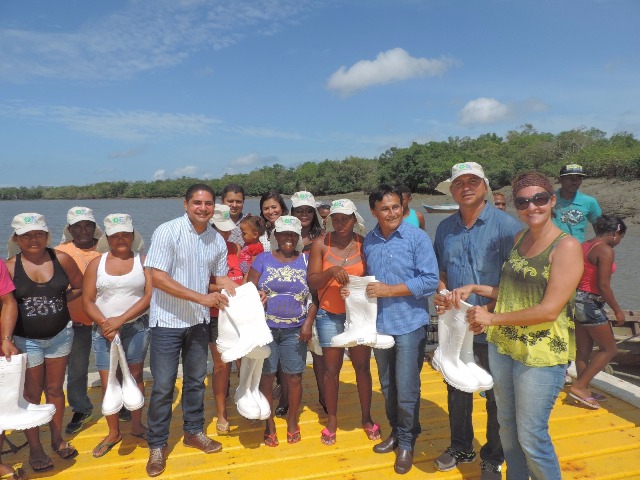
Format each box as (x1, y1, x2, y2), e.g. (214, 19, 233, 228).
(319, 234, 365, 314)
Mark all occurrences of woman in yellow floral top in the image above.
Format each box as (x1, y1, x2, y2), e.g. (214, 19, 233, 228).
(451, 172, 583, 480)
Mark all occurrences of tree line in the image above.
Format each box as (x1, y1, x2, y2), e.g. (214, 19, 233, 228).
(2, 125, 639, 200)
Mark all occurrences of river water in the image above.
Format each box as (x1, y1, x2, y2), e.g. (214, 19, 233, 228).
(0, 197, 637, 309)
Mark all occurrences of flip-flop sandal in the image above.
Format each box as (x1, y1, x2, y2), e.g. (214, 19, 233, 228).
(0, 464, 28, 480)
(92, 436, 123, 458)
(364, 422, 381, 440)
(216, 419, 230, 435)
(569, 392, 600, 409)
(263, 432, 279, 447)
(52, 441, 78, 459)
(592, 392, 608, 402)
(287, 428, 301, 444)
(28, 455, 53, 472)
(320, 428, 336, 446)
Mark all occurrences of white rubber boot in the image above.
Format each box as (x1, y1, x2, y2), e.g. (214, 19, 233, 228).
(116, 335, 145, 411)
(431, 305, 481, 393)
(234, 358, 261, 420)
(331, 275, 379, 348)
(102, 337, 124, 416)
(457, 301, 494, 391)
(217, 283, 273, 364)
(0, 354, 56, 431)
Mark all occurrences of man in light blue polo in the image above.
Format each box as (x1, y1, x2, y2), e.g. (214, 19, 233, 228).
(553, 164, 602, 242)
(363, 184, 439, 475)
(144, 184, 237, 477)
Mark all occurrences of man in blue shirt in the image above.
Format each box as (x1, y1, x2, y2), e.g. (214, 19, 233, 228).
(362, 184, 439, 475)
(553, 164, 602, 242)
(144, 184, 237, 477)
(434, 162, 521, 479)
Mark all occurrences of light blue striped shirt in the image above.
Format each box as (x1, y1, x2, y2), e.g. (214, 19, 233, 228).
(363, 221, 439, 336)
(145, 214, 228, 328)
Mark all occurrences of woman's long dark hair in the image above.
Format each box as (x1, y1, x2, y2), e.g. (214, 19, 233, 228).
(291, 205, 323, 240)
(259, 191, 288, 237)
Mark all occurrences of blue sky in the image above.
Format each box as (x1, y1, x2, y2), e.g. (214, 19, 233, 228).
(1, 0, 639, 187)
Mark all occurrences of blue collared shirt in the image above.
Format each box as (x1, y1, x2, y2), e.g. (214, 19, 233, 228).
(553, 189, 602, 242)
(145, 214, 228, 328)
(363, 221, 439, 336)
(434, 203, 522, 340)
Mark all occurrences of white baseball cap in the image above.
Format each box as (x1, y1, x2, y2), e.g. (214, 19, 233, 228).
(60, 206, 103, 244)
(274, 215, 302, 235)
(436, 162, 493, 200)
(96, 213, 144, 253)
(291, 191, 316, 209)
(8, 213, 51, 256)
(325, 199, 366, 236)
(210, 204, 236, 232)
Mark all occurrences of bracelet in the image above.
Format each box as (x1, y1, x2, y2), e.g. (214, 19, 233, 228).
(2, 335, 13, 341)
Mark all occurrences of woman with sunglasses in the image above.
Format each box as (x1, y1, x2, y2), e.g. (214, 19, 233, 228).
(449, 172, 583, 479)
(570, 215, 626, 409)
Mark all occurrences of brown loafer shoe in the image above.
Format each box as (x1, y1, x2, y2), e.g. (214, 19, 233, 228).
(373, 435, 398, 454)
(183, 431, 222, 454)
(146, 447, 167, 477)
(394, 448, 413, 475)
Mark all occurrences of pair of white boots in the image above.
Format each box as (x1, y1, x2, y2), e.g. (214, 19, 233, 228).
(330, 275, 395, 349)
(432, 298, 494, 393)
(0, 354, 56, 431)
(217, 283, 273, 420)
(102, 334, 145, 416)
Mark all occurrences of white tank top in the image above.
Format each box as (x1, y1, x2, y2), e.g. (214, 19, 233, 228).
(95, 252, 146, 323)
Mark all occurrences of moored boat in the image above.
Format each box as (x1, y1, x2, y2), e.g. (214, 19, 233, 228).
(422, 203, 459, 214)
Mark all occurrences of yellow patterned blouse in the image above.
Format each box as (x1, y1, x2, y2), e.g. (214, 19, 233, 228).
(486, 231, 575, 367)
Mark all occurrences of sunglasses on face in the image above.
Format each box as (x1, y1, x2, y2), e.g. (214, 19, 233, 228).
(514, 192, 552, 210)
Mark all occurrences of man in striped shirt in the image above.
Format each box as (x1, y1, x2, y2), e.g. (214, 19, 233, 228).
(144, 184, 237, 477)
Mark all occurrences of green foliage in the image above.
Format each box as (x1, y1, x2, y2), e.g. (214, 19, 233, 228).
(2, 126, 639, 200)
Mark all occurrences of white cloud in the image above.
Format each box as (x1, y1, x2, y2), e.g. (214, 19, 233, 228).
(0, 0, 314, 81)
(173, 165, 199, 177)
(458, 97, 549, 127)
(326, 48, 458, 96)
(152, 169, 166, 180)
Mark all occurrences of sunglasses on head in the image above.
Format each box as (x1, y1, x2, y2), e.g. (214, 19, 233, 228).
(514, 192, 552, 210)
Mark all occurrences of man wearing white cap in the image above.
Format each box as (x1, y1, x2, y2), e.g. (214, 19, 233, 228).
(433, 162, 521, 479)
(363, 184, 439, 474)
(56, 207, 103, 434)
(553, 164, 601, 242)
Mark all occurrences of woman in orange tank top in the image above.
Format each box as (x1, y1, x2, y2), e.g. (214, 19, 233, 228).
(308, 199, 380, 446)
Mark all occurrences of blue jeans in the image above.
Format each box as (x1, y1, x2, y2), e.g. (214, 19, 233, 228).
(147, 324, 209, 449)
(67, 324, 94, 415)
(373, 326, 426, 450)
(489, 343, 565, 480)
(447, 342, 503, 466)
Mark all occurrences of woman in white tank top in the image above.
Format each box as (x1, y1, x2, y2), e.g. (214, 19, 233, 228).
(83, 214, 152, 458)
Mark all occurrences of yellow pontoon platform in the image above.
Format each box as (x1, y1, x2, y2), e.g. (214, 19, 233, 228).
(3, 361, 640, 479)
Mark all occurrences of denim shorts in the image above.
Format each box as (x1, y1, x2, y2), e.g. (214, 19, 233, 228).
(13, 321, 74, 368)
(262, 326, 307, 375)
(575, 290, 609, 327)
(92, 315, 150, 371)
(316, 311, 346, 348)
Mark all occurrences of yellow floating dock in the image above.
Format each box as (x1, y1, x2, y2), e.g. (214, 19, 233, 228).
(3, 360, 640, 479)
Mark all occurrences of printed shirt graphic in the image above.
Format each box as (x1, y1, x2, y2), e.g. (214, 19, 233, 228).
(252, 252, 309, 328)
(552, 189, 602, 242)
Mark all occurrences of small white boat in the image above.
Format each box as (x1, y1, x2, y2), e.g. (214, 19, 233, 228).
(422, 203, 459, 214)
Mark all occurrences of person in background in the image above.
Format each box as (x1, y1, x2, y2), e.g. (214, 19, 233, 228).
(259, 191, 288, 252)
(247, 216, 317, 447)
(83, 214, 151, 458)
(308, 199, 379, 446)
(570, 215, 627, 409)
(316, 203, 331, 230)
(5, 213, 83, 472)
(492, 192, 507, 211)
(238, 215, 266, 276)
(396, 185, 425, 230)
(0, 260, 23, 480)
(221, 183, 246, 246)
(458, 171, 583, 480)
(206, 205, 245, 435)
(55, 206, 103, 435)
(553, 164, 602, 242)
(143, 185, 237, 477)
(361, 185, 439, 475)
(433, 162, 520, 479)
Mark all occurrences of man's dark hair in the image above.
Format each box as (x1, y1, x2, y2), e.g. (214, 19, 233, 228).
(395, 184, 412, 204)
(369, 184, 403, 209)
(185, 183, 215, 202)
(222, 183, 245, 200)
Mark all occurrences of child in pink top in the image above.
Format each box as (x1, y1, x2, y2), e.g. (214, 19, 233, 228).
(238, 215, 266, 274)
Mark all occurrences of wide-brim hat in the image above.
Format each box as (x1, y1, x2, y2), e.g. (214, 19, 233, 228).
(60, 206, 104, 244)
(435, 162, 493, 201)
(210, 204, 236, 232)
(8, 213, 52, 257)
(325, 199, 366, 236)
(269, 216, 304, 252)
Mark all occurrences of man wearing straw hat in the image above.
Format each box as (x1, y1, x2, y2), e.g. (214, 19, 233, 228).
(56, 207, 103, 434)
